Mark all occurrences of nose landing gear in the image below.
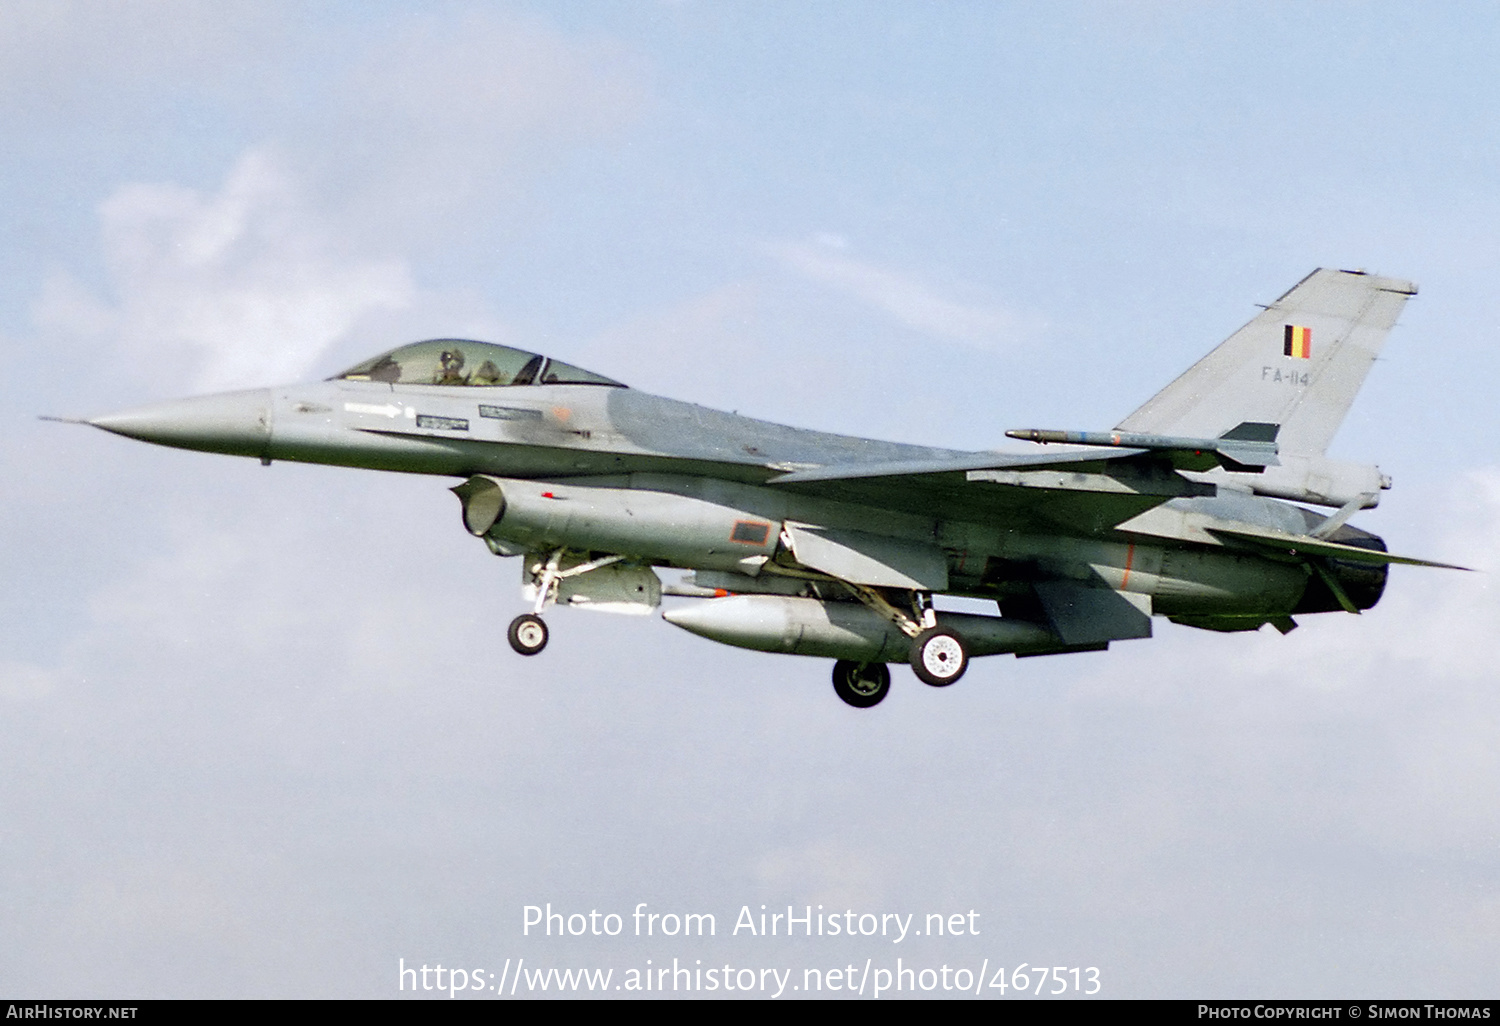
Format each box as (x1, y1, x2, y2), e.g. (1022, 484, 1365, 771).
(508, 613, 549, 655)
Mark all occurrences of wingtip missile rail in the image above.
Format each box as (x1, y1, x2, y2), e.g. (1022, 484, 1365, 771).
(1006, 423, 1280, 473)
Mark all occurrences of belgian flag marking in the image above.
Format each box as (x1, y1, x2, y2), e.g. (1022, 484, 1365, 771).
(1283, 324, 1312, 359)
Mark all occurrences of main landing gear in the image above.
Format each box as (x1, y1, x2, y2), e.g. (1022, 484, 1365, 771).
(832, 660, 892, 708)
(909, 625, 968, 686)
(830, 630, 971, 708)
(830, 626, 971, 708)
(834, 582, 972, 702)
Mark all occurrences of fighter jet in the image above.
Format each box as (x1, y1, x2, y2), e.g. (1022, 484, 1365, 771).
(75, 268, 1463, 707)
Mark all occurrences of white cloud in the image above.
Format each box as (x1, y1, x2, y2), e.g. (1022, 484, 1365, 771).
(772, 238, 1039, 350)
(33, 150, 414, 392)
(16, 10, 655, 393)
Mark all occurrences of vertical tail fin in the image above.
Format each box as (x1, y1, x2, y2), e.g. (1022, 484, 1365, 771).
(1116, 269, 1417, 458)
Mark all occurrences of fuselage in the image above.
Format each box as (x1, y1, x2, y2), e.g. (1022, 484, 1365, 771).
(78, 268, 1438, 704)
(90, 368, 1386, 631)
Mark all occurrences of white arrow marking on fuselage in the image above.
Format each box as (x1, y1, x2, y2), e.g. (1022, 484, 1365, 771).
(343, 402, 403, 417)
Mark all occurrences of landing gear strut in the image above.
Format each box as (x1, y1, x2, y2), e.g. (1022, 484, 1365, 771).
(508, 613, 549, 655)
(832, 660, 891, 708)
(840, 584, 970, 688)
(509, 548, 631, 658)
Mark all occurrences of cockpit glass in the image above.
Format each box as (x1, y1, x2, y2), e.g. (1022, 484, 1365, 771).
(538, 359, 624, 386)
(333, 339, 624, 388)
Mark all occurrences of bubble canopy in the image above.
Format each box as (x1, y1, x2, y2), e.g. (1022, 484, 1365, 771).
(333, 339, 625, 388)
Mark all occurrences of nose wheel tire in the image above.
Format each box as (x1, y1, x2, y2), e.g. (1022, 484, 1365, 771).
(832, 660, 891, 708)
(910, 626, 968, 686)
(508, 613, 549, 656)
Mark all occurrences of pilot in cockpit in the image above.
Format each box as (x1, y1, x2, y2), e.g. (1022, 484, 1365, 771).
(436, 349, 468, 385)
(334, 339, 625, 389)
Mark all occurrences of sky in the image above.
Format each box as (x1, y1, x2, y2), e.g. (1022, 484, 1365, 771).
(3, 0, 1499, 999)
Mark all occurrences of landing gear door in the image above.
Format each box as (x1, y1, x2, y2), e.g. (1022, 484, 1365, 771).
(523, 553, 663, 616)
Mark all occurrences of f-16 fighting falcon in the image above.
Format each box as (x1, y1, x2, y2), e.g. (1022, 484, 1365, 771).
(72, 268, 1463, 707)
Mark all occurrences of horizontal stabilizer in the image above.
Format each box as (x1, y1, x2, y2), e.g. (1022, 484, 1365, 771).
(1207, 524, 1470, 570)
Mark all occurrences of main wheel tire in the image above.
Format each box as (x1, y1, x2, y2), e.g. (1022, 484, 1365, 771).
(832, 660, 891, 708)
(909, 626, 968, 686)
(507, 613, 549, 656)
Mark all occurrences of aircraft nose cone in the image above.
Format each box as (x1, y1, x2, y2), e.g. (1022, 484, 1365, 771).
(90, 388, 273, 459)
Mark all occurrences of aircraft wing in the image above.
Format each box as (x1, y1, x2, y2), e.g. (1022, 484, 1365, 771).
(766, 447, 1212, 534)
